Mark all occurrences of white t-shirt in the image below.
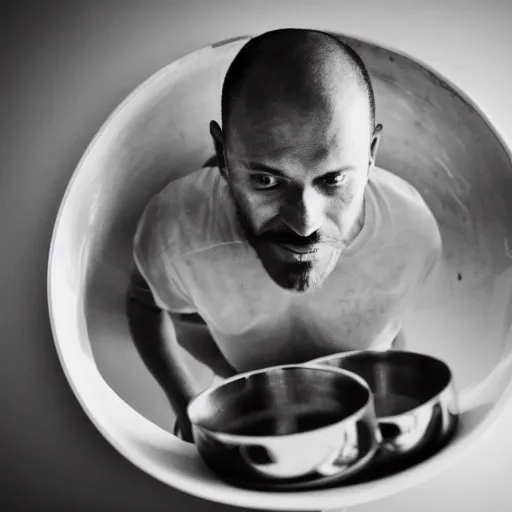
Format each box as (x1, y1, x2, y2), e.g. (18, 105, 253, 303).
(133, 166, 442, 373)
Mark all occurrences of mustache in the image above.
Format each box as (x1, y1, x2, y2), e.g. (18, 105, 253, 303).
(228, 189, 345, 248)
(261, 230, 342, 247)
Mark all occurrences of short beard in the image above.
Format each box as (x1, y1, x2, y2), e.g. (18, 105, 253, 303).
(224, 177, 355, 292)
(279, 262, 318, 292)
(233, 203, 330, 292)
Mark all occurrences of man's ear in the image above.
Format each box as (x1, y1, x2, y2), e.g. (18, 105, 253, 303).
(368, 123, 383, 174)
(209, 121, 226, 176)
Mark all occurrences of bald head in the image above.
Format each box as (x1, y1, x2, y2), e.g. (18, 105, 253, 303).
(211, 30, 382, 292)
(221, 29, 376, 145)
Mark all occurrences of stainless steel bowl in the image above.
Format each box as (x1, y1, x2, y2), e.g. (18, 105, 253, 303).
(308, 351, 459, 479)
(187, 364, 380, 490)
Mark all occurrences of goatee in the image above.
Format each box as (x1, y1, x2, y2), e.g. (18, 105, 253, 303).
(224, 179, 355, 292)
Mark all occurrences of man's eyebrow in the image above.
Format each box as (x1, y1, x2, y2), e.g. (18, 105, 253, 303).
(245, 162, 288, 178)
(245, 162, 357, 179)
(316, 166, 357, 178)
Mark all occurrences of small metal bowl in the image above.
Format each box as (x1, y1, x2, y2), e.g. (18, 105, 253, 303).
(187, 364, 380, 490)
(308, 350, 460, 479)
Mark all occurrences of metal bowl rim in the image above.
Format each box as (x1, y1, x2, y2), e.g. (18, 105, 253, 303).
(188, 363, 376, 441)
(307, 350, 457, 420)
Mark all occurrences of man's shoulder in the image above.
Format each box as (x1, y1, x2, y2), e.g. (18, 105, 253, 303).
(371, 168, 441, 252)
(371, 167, 426, 208)
(151, 166, 216, 222)
(134, 167, 238, 264)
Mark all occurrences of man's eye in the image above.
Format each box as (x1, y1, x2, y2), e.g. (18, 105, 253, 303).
(249, 174, 279, 190)
(322, 173, 346, 187)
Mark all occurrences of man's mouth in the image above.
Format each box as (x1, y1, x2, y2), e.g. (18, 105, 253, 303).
(272, 241, 320, 255)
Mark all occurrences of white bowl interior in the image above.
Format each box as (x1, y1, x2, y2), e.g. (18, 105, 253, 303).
(48, 35, 512, 510)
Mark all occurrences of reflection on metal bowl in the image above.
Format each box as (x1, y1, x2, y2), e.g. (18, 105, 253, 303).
(308, 350, 459, 480)
(187, 364, 380, 489)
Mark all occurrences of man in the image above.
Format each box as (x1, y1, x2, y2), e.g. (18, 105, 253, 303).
(127, 28, 442, 441)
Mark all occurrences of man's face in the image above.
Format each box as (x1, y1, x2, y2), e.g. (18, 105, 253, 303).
(214, 85, 379, 292)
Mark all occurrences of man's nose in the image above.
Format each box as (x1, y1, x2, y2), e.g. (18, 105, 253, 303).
(281, 187, 325, 237)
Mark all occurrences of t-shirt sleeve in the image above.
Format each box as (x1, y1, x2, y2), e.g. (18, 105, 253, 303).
(411, 216, 444, 310)
(131, 197, 197, 314)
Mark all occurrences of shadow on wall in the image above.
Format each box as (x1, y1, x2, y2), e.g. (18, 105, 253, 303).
(81, 34, 512, 431)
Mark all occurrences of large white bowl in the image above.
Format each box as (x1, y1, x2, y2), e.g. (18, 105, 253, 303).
(48, 33, 512, 510)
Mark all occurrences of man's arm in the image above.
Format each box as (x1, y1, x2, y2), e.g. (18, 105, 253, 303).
(392, 328, 407, 350)
(391, 215, 443, 352)
(126, 291, 200, 442)
(126, 272, 237, 441)
(170, 313, 238, 379)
